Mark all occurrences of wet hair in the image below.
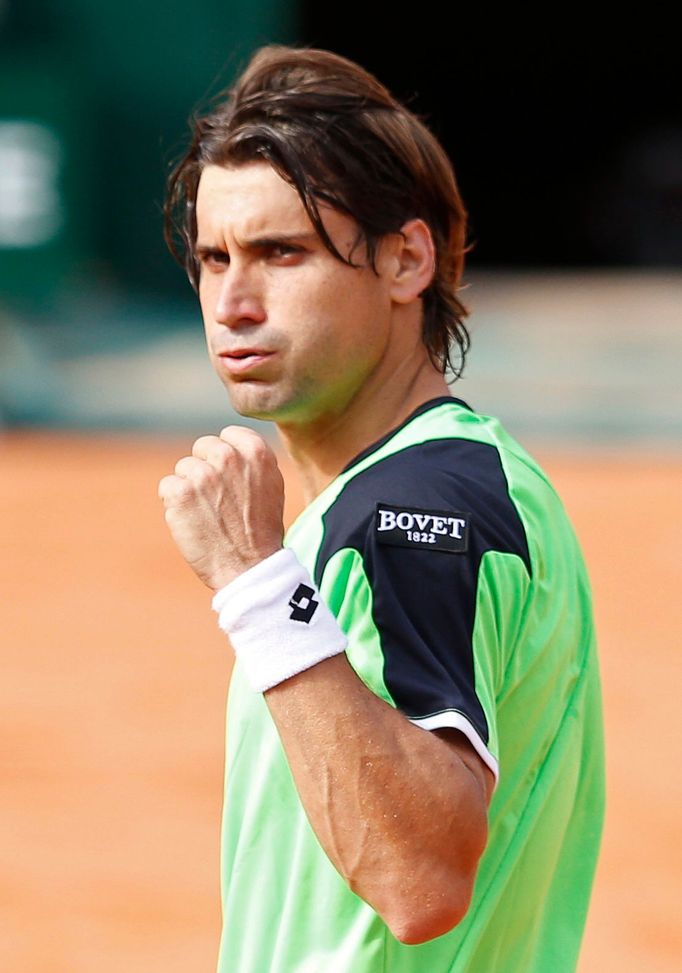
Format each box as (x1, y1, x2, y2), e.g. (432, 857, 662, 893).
(164, 45, 471, 377)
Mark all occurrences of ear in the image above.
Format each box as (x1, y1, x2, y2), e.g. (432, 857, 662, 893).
(388, 218, 436, 305)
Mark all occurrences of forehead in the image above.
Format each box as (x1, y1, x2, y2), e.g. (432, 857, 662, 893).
(195, 162, 313, 240)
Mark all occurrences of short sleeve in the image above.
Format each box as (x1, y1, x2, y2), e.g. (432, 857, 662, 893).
(313, 439, 533, 784)
(359, 506, 500, 780)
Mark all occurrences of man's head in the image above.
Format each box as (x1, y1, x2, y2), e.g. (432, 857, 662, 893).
(165, 45, 470, 379)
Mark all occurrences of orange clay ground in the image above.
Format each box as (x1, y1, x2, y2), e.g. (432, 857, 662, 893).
(1, 432, 680, 973)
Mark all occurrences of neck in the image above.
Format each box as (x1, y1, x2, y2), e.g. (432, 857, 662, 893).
(276, 356, 450, 504)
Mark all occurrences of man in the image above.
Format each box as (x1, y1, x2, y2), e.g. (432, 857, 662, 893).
(159, 45, 604, 973)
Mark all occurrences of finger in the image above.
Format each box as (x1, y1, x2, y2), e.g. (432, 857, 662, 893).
(192, 437, 243, 477)
(219, 424, 264, 444)
(174, 455, 211, 479)
(158, 473, 192, 505)
(191, 435, 224, 461)
(219, 425, 273, 460)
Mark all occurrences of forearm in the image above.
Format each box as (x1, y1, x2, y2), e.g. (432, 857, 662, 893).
(264, 653, 489, 944)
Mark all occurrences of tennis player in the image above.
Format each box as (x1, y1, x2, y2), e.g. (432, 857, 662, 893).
(159, 45, 605, 973)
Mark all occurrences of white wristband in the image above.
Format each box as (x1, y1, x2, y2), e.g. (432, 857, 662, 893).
(211, 547, 347, 692)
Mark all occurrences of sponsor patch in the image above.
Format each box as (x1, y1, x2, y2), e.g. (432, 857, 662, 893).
(374, 502, 469, 553)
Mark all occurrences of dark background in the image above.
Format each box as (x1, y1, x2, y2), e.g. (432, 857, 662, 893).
(0, 2, 679, 313)
(300, 9, 681, 269)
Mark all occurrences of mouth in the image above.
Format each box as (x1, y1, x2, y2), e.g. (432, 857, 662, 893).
(217, 349, 275, 375)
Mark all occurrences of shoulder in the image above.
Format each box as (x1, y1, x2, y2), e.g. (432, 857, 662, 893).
(314, 435, 532, 585)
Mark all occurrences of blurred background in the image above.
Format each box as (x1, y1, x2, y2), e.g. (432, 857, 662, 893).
(1, 0, 680, 436)
(1, 2, 680, 971)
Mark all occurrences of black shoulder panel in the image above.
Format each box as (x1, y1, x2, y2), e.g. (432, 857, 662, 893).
(314, 439, 531, 742)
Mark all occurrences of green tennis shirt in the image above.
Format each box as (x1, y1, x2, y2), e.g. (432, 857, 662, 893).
(217, 397, 605, 973)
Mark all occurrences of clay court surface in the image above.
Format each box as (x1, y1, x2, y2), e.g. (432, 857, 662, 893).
(1, 432, 680, 972)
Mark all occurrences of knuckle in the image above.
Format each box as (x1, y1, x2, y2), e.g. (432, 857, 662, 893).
(157, 475, 172, 500)
(195, 462, 216, 486)
(232, 427, 270, 459)
(206, 442, 233, 471)
(213, 452, 233, 473)
(191, 434, 219, 458)
(220, 425, 262, 448)
(158, 474, 189, 505)
(174, 478, 194, 500)
(173, 455, 194, 476)
(175, 453, 224, 485)
(164, 506, 181, 526)
(248, 434, 268, 456)
(216, 439, 236, 458)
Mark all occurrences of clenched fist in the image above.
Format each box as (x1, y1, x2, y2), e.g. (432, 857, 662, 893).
(158, 426, 285, 591)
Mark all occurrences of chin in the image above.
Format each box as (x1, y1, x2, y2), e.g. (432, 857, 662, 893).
(224, 373, 324, 425)
(226, 383, 293, 423)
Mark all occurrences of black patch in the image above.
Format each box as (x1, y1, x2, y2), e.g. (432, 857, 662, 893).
(288, 583, 318, 623)
(313, 434, 532, 743)
(375, 502, 469, 553)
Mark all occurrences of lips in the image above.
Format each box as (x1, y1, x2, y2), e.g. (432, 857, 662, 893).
(216, 348, 275, 375)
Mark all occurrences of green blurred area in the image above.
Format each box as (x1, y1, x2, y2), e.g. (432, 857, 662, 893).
(0, 0, 295, 312)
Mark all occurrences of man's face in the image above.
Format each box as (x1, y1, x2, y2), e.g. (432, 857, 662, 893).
(195, 162, 395, 425)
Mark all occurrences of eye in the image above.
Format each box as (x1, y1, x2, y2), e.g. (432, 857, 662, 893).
(198, 249, 229, 272)
(270, 243, 304, 264)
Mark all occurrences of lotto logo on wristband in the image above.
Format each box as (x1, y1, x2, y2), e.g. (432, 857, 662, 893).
(288, 583, 319, 623)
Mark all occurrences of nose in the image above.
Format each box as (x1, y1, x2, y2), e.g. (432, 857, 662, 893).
(211, 262, 266, 329)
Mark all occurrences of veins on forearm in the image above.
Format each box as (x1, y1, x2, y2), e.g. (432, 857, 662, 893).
(277, 698, 442, 882)
(319, 759, 372, 887)
(264, 656, 488, 918)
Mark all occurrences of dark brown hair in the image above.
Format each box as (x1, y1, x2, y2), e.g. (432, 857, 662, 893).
(165, 45, 471, 376)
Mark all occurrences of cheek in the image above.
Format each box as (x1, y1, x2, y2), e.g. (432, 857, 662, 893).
(273, 266, 387, 363)
(199, 269, 222, 303)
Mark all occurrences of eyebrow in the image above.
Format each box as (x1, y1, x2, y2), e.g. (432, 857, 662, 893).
(195, 231, 320, 255)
